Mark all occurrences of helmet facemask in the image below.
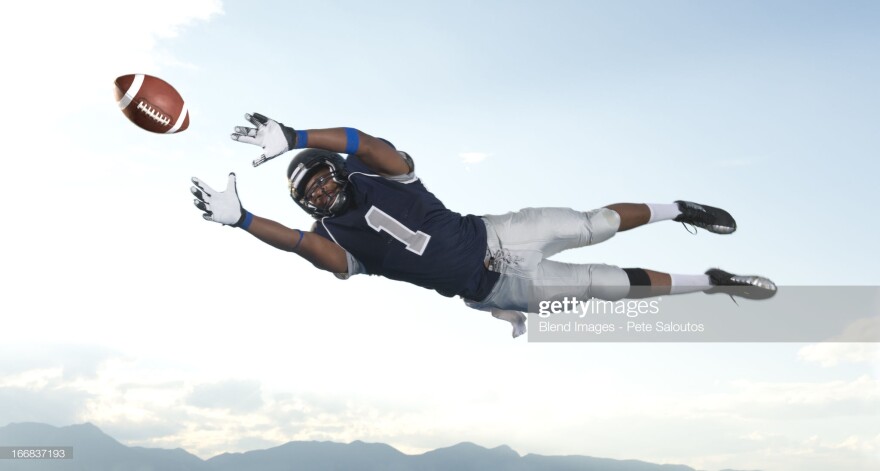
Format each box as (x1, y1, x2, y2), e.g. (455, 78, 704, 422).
(288, 160, 350, 218)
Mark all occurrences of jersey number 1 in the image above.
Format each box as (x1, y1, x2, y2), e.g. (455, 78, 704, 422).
(365, 206, 431, 255)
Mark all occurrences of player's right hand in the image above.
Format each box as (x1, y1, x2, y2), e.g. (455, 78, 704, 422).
(191, 173, 248, 227)
(231, 112, 298, 167)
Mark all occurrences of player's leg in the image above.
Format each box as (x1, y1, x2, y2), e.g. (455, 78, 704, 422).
(622, 267, 711, 298)
(525, 262, 683, 303)
(467, 259, 776, 322)
(482, 207, 621, 260)
(481, 200, 737, 265)
(525, 263, 777, 309)
(604, 203, 650, 232)
(605, 201, 737, 234)
(621, 267, 777, 300)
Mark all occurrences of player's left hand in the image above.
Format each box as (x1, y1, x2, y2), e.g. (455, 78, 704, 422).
(230, 112, 298, 167)
(191, 173, 248, 227)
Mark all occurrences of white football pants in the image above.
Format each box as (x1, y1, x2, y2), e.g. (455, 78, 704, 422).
(465, 207, 629, 314)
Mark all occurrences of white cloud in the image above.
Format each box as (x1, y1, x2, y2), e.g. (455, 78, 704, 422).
(815, 317, 880, 343)
(0, 344, 119, 379)
(798, 343, 880, 367)
(3, 348, 879, 468)
(685, 375, 880, 420)
(0, 0, 223, 123)
(459, 152, 490, 164)
(0, 0, 224, 218)
(698, 433, 880, 471)
(562, 372, 880, 424)
(187, 380, 264, 413)
(0, 386, 92, 425)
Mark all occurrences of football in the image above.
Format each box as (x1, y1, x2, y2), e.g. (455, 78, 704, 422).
(114, 74, 189, 134)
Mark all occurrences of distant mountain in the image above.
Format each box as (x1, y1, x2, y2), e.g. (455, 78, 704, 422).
(207, 440, 409, 471)
(0, 423, 757, 471)
(0, 422, 206, 471)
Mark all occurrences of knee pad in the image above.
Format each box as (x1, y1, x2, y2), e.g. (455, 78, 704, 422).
(624, 267, 660, 298)
(589, 264, 630, 301)
(623, 267, 651, 286)
(585, 208, 621, 244)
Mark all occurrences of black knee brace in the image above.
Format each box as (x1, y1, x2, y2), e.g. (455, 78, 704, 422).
(623, 268, 651, 286)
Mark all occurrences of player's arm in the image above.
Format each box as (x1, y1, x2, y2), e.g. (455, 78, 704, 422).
(231, 113, 412, 176)
(301, 128, 411, 176)
(190, 173, 347, 273)
(244, 216, 347, 272)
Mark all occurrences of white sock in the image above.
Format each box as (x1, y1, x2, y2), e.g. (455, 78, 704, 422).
(491, 309, 527, 338)
(646, 203, 681, 224)
(669, 273, 712, 295)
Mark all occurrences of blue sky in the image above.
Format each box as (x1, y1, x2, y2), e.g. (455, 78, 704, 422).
(0, 1, 878, 470)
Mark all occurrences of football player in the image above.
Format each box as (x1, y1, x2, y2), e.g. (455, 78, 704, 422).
(191, 113, 776, 338)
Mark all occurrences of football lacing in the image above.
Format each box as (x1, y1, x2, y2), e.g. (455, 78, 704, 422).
(136, 100, 171, 126)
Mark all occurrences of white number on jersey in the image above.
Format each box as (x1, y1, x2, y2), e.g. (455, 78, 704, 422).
(364, 206, 431, 255)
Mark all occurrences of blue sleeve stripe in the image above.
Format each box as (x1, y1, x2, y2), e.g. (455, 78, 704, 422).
(295, 130, 309, 149)
(344, 128, 360, 154)
(292, 229, 305, 251)
(240, 211, 254, 230)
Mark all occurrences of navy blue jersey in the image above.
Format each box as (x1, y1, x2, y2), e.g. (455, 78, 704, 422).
(313, 154, 498, 300)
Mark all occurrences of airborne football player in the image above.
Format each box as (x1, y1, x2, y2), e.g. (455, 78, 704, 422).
(191, 113, 776, 337)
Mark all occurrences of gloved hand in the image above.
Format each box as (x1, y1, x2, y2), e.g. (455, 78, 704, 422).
(191, 173, 249, 227)
(230, 112, 298, 167)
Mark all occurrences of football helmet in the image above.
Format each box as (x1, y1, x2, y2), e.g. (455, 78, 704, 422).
(287, 149, 350, 218)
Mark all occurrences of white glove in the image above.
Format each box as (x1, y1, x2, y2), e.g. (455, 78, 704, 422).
(230, 112, 298, 167)
(191, 173, 248, 227)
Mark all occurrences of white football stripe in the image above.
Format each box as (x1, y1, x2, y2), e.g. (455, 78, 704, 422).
(166, 101, 188, 133)
(117, 74, 144, 109)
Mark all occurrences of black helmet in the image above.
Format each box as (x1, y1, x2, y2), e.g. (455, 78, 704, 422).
(287, 149, 350, 218)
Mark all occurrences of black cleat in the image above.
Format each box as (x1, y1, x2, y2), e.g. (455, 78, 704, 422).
(705, 268, 777, 301)
(674, 200, 737, 234)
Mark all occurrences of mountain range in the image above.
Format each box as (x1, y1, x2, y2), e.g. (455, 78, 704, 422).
(0, 422, 757, 471)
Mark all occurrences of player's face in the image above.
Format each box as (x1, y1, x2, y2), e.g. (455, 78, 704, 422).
(304, 166, 340, 211)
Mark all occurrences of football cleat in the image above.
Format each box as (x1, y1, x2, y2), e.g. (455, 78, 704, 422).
(674, 200, 737, 234)
(704, 268, 777, 301)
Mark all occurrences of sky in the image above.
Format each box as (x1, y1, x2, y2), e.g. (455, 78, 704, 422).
(0, 1, 878, 470)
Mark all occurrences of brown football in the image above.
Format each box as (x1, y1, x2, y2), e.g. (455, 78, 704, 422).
(114, 74, 189, 134)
